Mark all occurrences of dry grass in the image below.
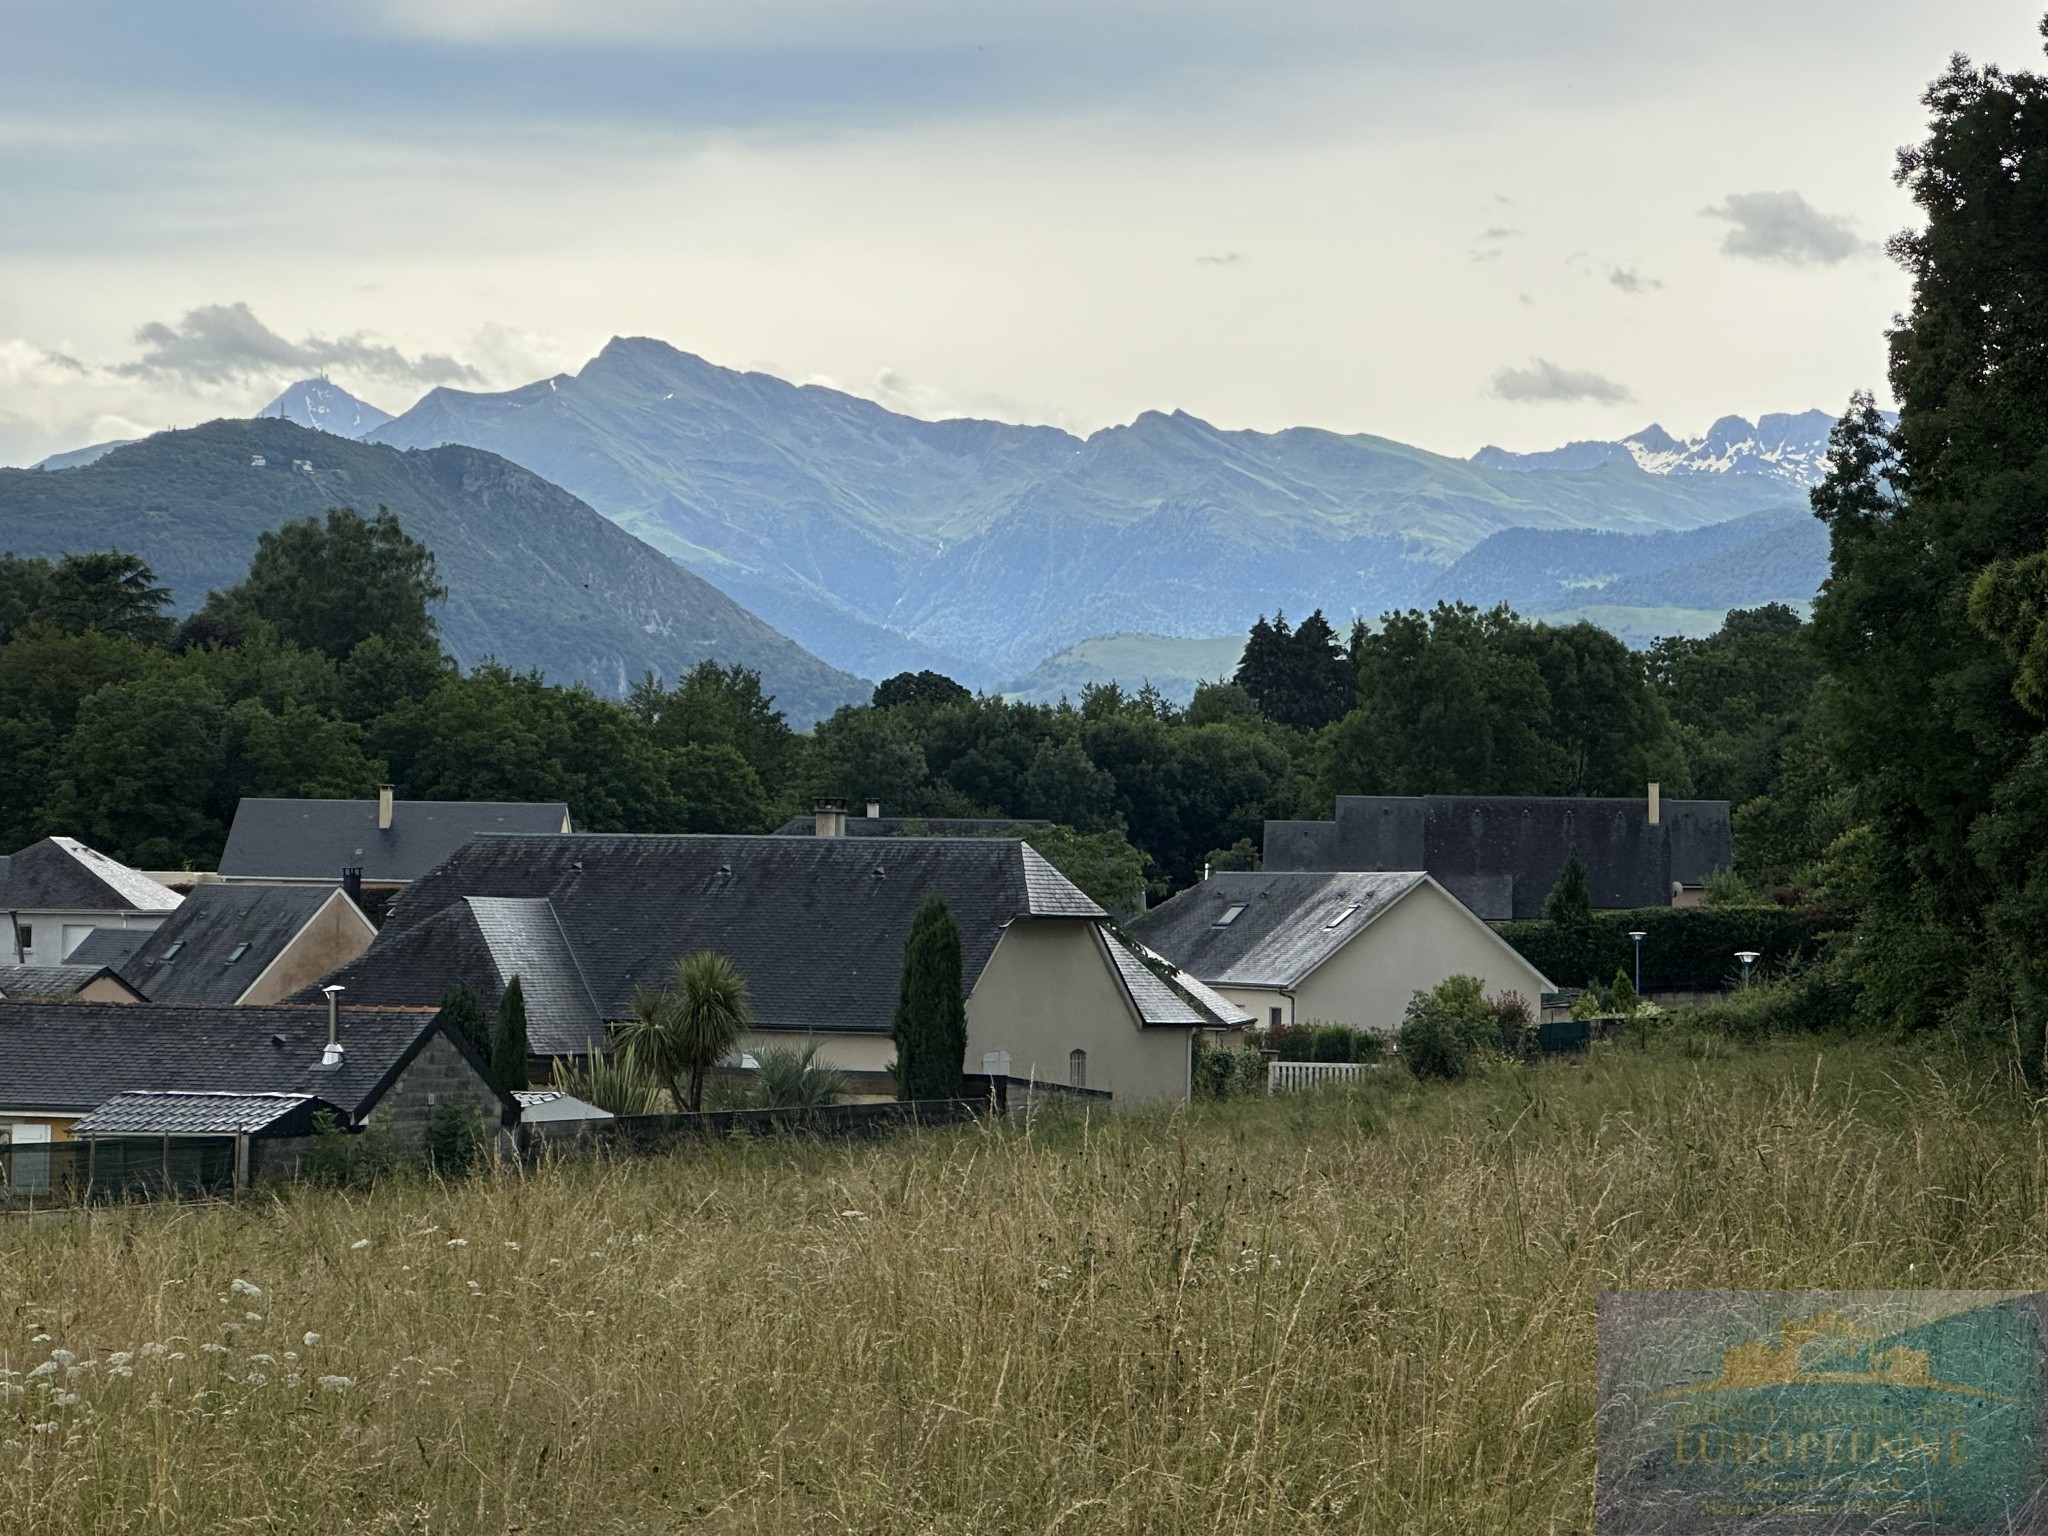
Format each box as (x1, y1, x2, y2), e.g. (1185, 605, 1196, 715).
(5, 1033, 2047, 1534)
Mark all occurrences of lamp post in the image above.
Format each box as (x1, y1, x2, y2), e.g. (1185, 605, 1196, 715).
(1627, 930, 1647, 996)
(1736, 950, 1761, 990)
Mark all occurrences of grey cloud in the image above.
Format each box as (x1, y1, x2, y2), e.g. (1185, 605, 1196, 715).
(1491, 359, 1632, 404)
(114, 302, 480, 386)
(1607, 267, 1659, 292)
(1703, 191, 1871, 266)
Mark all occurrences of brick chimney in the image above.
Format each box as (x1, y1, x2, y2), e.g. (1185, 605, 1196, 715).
(377, 784, 395, 831)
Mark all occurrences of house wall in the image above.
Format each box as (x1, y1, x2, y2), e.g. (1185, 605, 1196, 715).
(76, 975, 142, 1003)
(361, 1032, 507, 1152)
(1216, 986, 1294, 1031)
(966, 918, 1192, 1102)
(0, 1111, 78, 1143)
(1290, 881, 1552, 1035)
(8, 910, 168, 967)
(238, 894, 378, 1005)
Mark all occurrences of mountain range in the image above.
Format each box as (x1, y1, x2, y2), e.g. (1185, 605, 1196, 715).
(1470, 410, 1842, 484)
(0, 419, 866, 724)
(366, 338, 1824, 688)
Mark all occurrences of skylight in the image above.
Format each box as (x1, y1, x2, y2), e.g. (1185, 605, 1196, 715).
(161, 941, 184, 959)
(1324, 904, 1362, 929)
(1214, 904, 1247, 927)
(226, 943, 250, 962)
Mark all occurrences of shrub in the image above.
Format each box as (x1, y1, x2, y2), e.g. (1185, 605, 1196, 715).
(743, 1043, 850, 1109)
(1267, 1022, 1383, 1063)
(296, 1110, 396, 1187)
(1191, 1032, 1266, 1099)
(1678, 957, 1860, 1041)
(1497, 905, 1844, 992)
(427, 1101, 489, 1175)
(1397, 975, 1498, 1081)
(1491, 991, 1537, 1059)
(550, 1039, 669, 1117)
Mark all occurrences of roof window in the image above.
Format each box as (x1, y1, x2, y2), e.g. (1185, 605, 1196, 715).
(161, 941, 184, 959)
(1324, 904, 1362, 929)
(1214, 904, 1247, 927)
(226, 943, 250, 962)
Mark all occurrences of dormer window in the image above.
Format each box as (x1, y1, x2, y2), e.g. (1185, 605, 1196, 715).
(226, 943, 250, 962)
(1324, 904, 1361, 929)
(1214, 904, 1247, 927)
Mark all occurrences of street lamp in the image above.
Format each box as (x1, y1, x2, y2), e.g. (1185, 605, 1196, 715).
(1735, 950, 1761, 990)
(1627, 930, 1647, 995)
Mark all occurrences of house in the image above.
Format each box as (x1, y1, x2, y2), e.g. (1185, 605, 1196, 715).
(89, 883, 376, 1005)
(309, 834, 1248, 1102)
(0, 964, 146, 1003)
(216, 786, 572, 889)
(1262, 786, 1731, 919)
(775, 805, 1052, 838)
(1127, 870, 1554, 1035)
(0, 999, 516, 1152)
(1, 836, 182, 965)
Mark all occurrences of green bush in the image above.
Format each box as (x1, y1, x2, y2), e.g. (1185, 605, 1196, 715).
(1267, 1022, 1383, 1063)
(1397, 975, 1499, 1081)
(1496, 906, 1843, 992)
(296, 1110, 396, 1187)
(1678, 958, 1861, 1041)
(427, 1100, 489, 1175)
(1191, 1032, 1266, 1099)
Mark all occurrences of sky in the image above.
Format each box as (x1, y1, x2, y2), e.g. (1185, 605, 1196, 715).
(1, 0, 2043, 467)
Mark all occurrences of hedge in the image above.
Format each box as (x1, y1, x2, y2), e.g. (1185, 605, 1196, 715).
(1495, 906, 1845, 993)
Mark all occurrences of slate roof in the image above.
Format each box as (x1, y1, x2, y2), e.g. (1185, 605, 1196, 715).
(1126, 871, 1431, 989)
(308, 895, 605, 1056)
(69, 1091, 339, 1138)
(773, 816, 1053, 838)
(1102, 932, 1254, 1028)
(325, 834, 1107, 1038)
(0, 964, 137, 1000)
(0, 1001, 510, 1123)
(0, 837, 182, 914)
(62, 928, 151, 969)
(117, 884, 346, 1004)
(217, 798, 571, 883)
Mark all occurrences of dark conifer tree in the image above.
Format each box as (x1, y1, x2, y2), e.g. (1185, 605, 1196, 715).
(438, 982, 489, 1058)
(892, 895, 966, 1100)
(493, 976, 531, 1090)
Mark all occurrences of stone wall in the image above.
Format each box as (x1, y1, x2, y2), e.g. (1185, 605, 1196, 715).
(363, 1031, 508, 1152)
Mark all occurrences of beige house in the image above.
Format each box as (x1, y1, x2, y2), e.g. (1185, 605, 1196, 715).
(70, 884, 376, 1006)
(1129, 870, 1553, 1036)
(315, 833, 1248, 1104)
(1, 836, 181, 966)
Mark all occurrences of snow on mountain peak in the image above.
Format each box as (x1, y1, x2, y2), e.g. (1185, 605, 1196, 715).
(257, 378, 394, 440)
(1477, 408, 1847, 487)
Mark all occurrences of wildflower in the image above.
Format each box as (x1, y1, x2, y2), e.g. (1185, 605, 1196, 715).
(244, 1312, 263, 1323)
(350, 1238, 371, 1251)
(504, 1240, 521, 1250)
(31, 1422, 59, 1435)
(48, 1349, 76, 1366)
(317, 1375, 353, 1393)
(446, 1238, 468, 1248)
(65, 1364, 93, 1379)
(548, 1258, 564, 1267)
(139, 1343, 166, 1359)
(302, 1332, 320, 1348)
(0, 1385, 20, 1400)
(415, 1225, 440, 1236)
(230, 1278, 262, 1299)
(840, 1210, 867, 1220)
(283, 1352, 298, 1362)
(168, 1352, 187, 1361)
(108, 1367, 133, 1380)
(29, 1333, 50, 1343)
(245, 1371, 268, 1386)
(27, 1362, 57, 1381)
(632, 1233, 647, 1244)
(49, 1391, 79, 1407)
(2, 1440, 21, 1451)
(201, 1343, 229, 1356)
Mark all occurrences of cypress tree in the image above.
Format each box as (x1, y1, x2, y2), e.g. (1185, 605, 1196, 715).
(892, 895, 966, 1100)
(438, 982, 489, 1058)
(1541, 851, 1593, 928)
(492, 976, 531, 1090)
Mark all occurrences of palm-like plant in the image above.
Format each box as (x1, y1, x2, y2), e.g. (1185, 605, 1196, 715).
(748, 1042, 849, 1109)
(616, 951, 753, 1112)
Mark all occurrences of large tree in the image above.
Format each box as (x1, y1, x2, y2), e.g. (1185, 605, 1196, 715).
(892, 895, 967, 1100)
(207, 507, 445, 661)
(1235, 610, 1353, 732)
(1809, 24, 2048, 1051)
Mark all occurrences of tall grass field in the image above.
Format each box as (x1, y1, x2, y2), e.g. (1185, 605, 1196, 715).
(5, 1035, 2046, 1533)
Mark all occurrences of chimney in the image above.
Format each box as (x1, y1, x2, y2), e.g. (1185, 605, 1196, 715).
(814, 802, 846, 838)
(319, 985, 346, 1068)
(866, 801, 882, 819)
(1647, 781, 1661, 826)
(339, 867, 363, 904)
(377, 784, 395, 831)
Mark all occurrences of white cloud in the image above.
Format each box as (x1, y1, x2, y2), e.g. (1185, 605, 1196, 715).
(1703, 191, 1873, 267)
(1491, 359, 1633, 405)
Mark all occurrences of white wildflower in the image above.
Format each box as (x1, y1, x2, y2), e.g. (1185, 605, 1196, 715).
(108, 1367, 133, 1380)
(31, 1422, 59, 1435)
(49, 1392, 79, 1407)
(65, 1364, 92, 1379)
(139, 1343, 166, 1359)
(229, 1278, 262, 1298)
(415, 1225, 440, 1236)
(107, 1351, 133, 1369)
(503, 1240, 520, 1250)
(548, 1258, 565, 1267)
(244, 1312, 263, 1323)
(317, 1375, 352, 1393)
(350, 1239, 371, 1251)
(632, 1232, 647, 1244)
(2, 1439, 21, 1451)
(29, 1333, 50, 1343)
(283, 1352, 298, 1362)
(245, 1372, 267, 1386)
(302, 1332, 320, 1348)
(0, 1385, 21, 1400)
(168, 1352, 187, 1361)
(446, 1238, 468, 1248)
(48, 1349, 76, 1366)
(250, 1354, 276, 1365)
(27, 1362, 57, 1381)
(201, 1343, 228, 1356)
(840, 1210, 867, 1220)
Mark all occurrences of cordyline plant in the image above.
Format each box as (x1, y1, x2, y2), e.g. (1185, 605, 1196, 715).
(617, 951, 753, 1112)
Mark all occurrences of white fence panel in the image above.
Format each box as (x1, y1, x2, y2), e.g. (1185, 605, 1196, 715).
(1266, 1060, 1372, 1094)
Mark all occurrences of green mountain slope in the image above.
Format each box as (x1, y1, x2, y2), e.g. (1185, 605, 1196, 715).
(0, 418, 867, 725)
(999, 633, 1246, 706)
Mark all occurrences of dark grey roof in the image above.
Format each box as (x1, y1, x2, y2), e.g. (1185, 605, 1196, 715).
(773, 816, 1052, 837)
(0, 837, 183, 913)
(1102, 931, 1253, 1028)
(0, 1001, 511, 1124)
(217, 798, 571, 883)
(0, 964, 139, 1000)
(70, 1091, 340, 1137)
(116, 884, 343, 1004)
(1126, 871, 1429, 989)
(61, 928, 151, 969)
(321, 833, 1105, 1037)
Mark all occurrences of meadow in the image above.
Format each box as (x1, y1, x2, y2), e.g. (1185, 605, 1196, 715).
(5, 1032, 2046, 1534)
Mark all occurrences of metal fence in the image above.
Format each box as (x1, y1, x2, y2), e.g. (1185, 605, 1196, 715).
(0, 1137, 237, 1207)
(1266, 1060, 1379, 1094)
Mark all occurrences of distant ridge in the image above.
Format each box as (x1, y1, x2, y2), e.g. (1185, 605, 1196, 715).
(1470, 409, 1867, 486)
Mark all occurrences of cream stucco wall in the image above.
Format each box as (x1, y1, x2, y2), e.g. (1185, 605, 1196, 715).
(734, 1030, 898, 1076)
(1286, 880, 1551, 1035)
(8, 911, 169, 967)
(239, 892, 378, 1005)
(966, 918, 1192, 1103)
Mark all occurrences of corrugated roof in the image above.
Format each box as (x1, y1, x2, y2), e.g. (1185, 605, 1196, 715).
(119, 884, 343, 1004)
(1126, 871, 1428, 989)
(70, 1091, 335, 1137)
(0, 837, 182, 914)
(318, 834, 1103, 1037)
(217, 798, 570, 883)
